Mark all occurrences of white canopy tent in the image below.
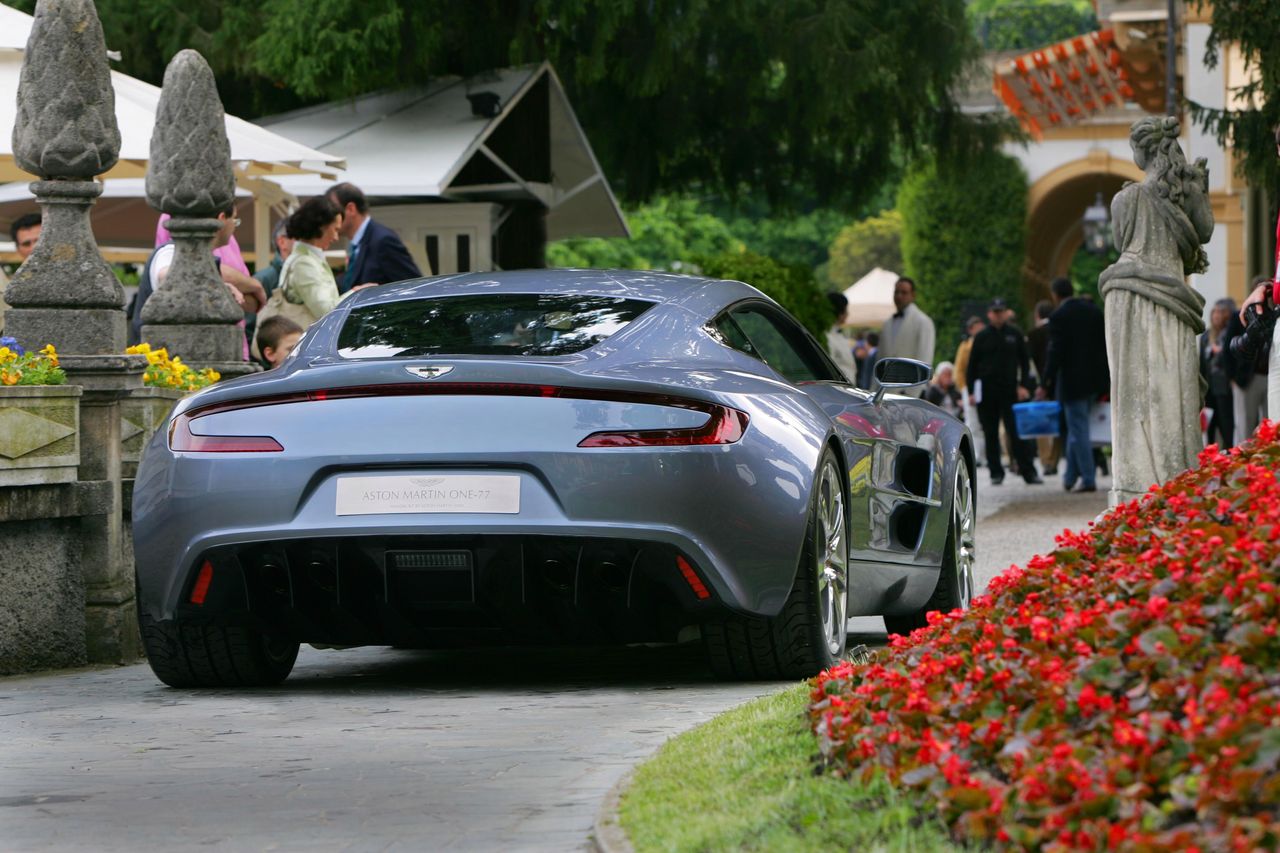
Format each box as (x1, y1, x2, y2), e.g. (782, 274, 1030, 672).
(0, 2, 345, 261)
(256, 62, 629, 273)
(841, 266, 899, 328)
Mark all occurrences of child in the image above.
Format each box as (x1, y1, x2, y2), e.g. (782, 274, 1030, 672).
(256, 315, 304, 369)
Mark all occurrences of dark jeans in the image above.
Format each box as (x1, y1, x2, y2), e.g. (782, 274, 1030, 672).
(1061, 396, 1094, 489)
(1206, 392, 1234, 448)
(978, 397, 1037, 482)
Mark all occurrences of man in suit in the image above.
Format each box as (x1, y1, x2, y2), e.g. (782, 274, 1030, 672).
(968, 297, 1042, 485)
(325, 183, 421, 293)
(1037, 277, 1109, 492)
(876, 276, 936, 396)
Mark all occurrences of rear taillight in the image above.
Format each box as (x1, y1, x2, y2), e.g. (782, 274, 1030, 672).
(577, 404, 748, 447)
(169, 412, 284, 453)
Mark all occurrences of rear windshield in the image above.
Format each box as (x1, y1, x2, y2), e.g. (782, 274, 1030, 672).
(337, 294, 655, 358)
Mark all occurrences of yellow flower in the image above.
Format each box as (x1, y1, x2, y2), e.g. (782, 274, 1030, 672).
(126, 343, 151, 355)
(0, 369, 18, 386)
(40, 344, 57, 357)
(0, 347, 14, 364)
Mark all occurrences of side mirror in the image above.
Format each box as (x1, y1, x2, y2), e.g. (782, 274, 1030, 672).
(872, 357, 932, 405)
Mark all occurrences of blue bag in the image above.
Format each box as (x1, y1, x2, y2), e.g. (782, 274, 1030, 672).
(1012, 401, 1061, 438)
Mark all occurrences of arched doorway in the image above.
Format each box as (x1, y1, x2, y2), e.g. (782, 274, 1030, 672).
(1023, 152, 1145, 305)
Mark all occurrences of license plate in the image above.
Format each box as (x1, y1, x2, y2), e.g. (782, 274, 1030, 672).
(335, 474, 520, 515)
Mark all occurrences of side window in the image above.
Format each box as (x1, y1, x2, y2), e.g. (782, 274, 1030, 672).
(728, 305, 838, 384)
(710, 314, 758, 357)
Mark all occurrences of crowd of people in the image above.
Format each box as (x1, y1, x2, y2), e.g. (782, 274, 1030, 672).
(121, 182, 420, 370)
(825, 274, 1112, 492)
(825, 260, 1280, 491)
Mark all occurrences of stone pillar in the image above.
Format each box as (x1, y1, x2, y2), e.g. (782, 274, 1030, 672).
(140, 49, 258, 378)
(5, 0, 146, 665)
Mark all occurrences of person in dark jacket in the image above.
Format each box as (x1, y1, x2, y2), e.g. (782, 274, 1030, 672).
(967, 298, 1042, 485)
(326, 182, 422, 293)
(1038, 277, 1110, 492)
(1223, 274, 1272, 443)
(1200, 298, 1236, 448)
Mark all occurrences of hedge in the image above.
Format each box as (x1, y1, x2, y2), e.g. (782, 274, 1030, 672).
(898, 150, 1028, 358)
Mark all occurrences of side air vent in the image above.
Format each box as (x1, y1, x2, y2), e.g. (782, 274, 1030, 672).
(896, 447, 932, 499)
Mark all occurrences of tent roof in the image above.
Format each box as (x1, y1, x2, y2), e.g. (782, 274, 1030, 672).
(841, 267, 899, 328)
(256, 63, 629, 241)
(0, 3, 345, 182)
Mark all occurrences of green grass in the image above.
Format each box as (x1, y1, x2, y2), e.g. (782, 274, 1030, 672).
(619, 683, 961, 852)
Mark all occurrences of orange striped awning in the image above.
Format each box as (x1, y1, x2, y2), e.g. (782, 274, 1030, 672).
(993, 30, 1137, 139)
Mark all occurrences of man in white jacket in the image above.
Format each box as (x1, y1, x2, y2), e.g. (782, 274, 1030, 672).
(876, 276, 936, 395)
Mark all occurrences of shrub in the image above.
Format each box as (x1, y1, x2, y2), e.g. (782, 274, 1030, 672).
(0, 342, 65, 385)
(698, 250, 830, 340)
(126, 343, 220, 392)
(810, 424, 1280, 851)
(547, 195, 742, 271)
(898, 150, 1027, 356)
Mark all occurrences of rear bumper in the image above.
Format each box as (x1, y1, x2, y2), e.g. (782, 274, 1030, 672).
(154, 533, 723, 647)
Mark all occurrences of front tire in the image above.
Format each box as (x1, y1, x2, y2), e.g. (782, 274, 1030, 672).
(884, 461, 976, 637)
(140, 613, 299, 688)
(703, 447, 849, 679)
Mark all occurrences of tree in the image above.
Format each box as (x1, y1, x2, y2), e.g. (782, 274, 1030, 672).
(969, 0, 1097, 52)
(722, 209, 849, 273)
(9, 0, 990, 210)
(898, 150, 1028, 356)
(826, 209, 903, 289)
(1188, 1, 1280, 198)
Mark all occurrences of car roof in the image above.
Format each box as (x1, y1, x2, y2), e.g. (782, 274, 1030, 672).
(345, 269, 767, 317)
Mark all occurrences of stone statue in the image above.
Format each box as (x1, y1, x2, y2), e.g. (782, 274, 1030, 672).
(1099, 116, 1214, 505)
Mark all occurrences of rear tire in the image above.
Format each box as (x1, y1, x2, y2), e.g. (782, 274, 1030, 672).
(884, 461, 976, 637)
(703, 448, 849, 680)
(140, 614, 299, 688)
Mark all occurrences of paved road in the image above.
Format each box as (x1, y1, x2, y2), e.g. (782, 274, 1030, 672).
(1, 469, 1110, 852)
(0, 644, 778, 851)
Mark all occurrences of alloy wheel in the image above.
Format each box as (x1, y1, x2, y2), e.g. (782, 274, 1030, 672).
(815, 459, 849, 656)
(954, 463, 976, 610)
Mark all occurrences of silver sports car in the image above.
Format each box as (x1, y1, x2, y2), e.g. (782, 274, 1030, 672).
(133, 270, 976, 686)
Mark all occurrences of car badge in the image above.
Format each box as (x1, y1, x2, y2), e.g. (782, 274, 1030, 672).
(405, 365, 454, 380)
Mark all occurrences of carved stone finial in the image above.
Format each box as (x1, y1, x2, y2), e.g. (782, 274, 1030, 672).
(3, 0, 127, 354)
(139, 49, 254, 375)
(12, 0, 120, 180)
(145, 49, 235, 216)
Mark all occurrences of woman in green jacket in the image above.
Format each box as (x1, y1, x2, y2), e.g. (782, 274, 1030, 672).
(281, 196, 344, 323)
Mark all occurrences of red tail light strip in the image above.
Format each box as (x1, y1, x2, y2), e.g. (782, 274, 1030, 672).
(676, 555, 712, 600)
(190, 560, 214, 605)
(169, 383, 748, 452)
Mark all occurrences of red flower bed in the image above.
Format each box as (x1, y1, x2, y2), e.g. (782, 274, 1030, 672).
(810, 423, 1280, 851)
